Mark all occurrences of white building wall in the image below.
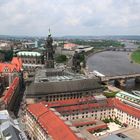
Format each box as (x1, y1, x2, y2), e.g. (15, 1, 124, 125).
(62, 108, 114, 121)
(26, 113, 49, 140)
(62, 107, 140, 129)
(113, 108, 140, 129)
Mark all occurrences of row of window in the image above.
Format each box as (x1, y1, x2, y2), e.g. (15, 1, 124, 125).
(22, 59, 42, 64)
(63, 109, 113, 121)
(119, 94, 140, 104)
(26, 114, 49, 140)
(36, 91, 100, 102)
(115, 110, 140, 128)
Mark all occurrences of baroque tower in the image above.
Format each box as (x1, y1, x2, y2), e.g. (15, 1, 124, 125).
(44, 31, 54, 68)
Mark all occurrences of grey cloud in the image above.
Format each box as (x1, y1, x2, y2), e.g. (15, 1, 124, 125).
(0, 0, 140, 36)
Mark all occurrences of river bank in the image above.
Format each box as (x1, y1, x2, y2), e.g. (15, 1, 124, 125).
(86, 50, 140, 91)
(85, 48, 107, 61)
(131, 49, 140, 64)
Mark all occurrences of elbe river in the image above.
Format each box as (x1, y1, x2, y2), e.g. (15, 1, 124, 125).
(86, 42, 140, 91)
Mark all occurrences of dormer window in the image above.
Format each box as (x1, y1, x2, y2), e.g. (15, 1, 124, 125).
(4, 67, 9, 73)
(13, 68, 17, 72)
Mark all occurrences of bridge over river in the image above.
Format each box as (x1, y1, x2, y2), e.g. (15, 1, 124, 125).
(87, 51, 140, 76)
(101, 73, 140, 82)
(107, 47, 135, 52)
(99, 73, 140, 87)
(86, 42, 140, 89)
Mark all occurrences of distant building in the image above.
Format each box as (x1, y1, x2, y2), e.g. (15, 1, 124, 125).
(22, 40, 42, 49)
(0, 42, 12, 50)
(76, 46, 93, 53)
(17, 51, 44, 72)
(56, 46, 75, 56)
(64, 43, 78, 50)
(19, 34, 55, 71)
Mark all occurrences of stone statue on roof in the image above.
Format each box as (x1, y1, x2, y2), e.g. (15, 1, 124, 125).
(72, 51, 81, 73)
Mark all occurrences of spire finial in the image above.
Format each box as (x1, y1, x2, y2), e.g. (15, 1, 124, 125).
(48, 28, 51, 36)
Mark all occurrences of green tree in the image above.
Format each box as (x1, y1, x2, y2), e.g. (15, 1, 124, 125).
(55, 54, 67, 63)
(0, 50, 13, 61)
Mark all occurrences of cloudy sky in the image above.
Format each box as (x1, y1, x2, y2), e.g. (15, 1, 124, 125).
(0, 0, 140, 36)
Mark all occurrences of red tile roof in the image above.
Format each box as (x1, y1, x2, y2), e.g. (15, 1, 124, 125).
(55, 98, 113, 113)
(11, 57, 22, 71)
(0, 57, 22, 73)
(3, 77, 19, 105)
(64, 43, 77, 49)
(87, 124, 107, 133)
(47, 96, 96, 108)
(48, 98, 140, 119)
(73, 120, 96, 127)
(114, 98, 140, 119)
(27, 102, 83, 140)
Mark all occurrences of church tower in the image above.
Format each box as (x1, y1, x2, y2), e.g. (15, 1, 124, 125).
(44, 30, 54, 68)
(72, 51, 81, 73)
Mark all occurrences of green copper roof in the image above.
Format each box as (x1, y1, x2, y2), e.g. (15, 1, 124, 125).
(17, 51, 41, 57)
(116, 91, 140, 100)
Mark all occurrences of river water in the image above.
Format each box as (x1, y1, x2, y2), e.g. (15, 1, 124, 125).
(86, 42, 140, 91)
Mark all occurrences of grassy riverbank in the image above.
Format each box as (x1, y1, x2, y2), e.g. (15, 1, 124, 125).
(131, 49, 140, 64)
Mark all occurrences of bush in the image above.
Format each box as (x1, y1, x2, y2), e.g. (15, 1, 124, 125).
(114, 117, 121, 125)
(55, 54, 67, 63)
(104, 92, 118, 98)
(103, 118, 110, 123)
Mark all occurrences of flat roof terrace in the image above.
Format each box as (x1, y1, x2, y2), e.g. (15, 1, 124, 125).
(99, 126, 140, 140)
(34, 68, 87, 83)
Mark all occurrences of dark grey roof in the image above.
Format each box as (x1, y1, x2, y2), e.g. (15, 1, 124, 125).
(101, 134, 132, 140)
(3, 125, 20, 140)
(1, 122, 27, 140)
(26, 78, 102, 96)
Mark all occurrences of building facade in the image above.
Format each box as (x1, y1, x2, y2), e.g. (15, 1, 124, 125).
(0, 57, 22, 87)
(17, 51, 44, 72)
(25, 69, 103, 103)
(0, 77, 20, 112)
(25, 98, 140, 140)
(26, 102, 85, 140)
(46, 97, 140, 129)
(0, 57, 23, 113)
(116, 91, 140, 109)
